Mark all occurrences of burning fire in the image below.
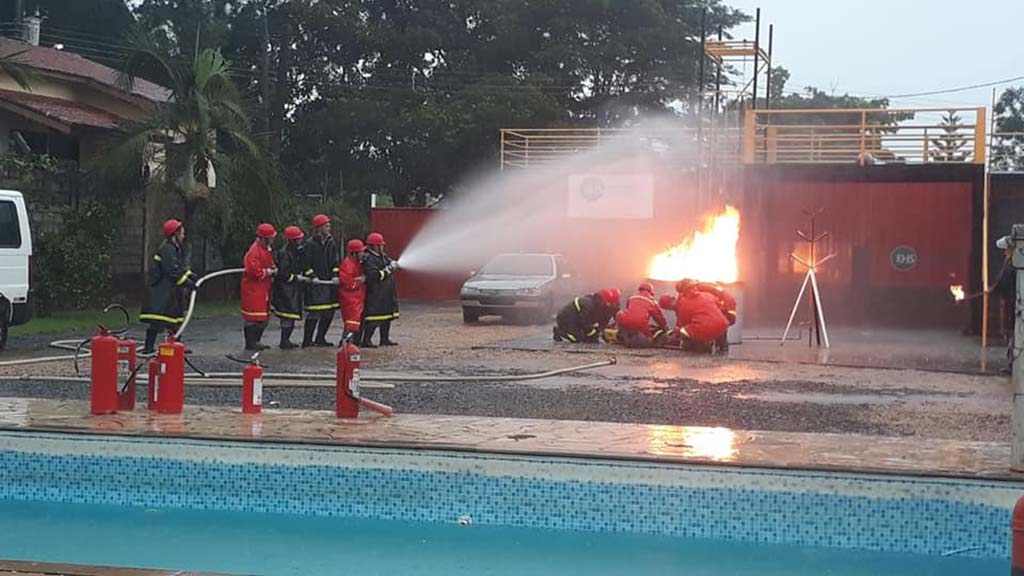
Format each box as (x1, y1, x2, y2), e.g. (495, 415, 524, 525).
(949, 284, 965, 302)
(648, 206, 741, 283)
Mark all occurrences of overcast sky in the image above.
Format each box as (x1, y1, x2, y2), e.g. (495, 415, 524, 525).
(725, 0, 1023, 109)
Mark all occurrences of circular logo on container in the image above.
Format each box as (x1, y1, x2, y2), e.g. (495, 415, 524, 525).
(579, 177, 605, 202)
(890, 245, 918, 271)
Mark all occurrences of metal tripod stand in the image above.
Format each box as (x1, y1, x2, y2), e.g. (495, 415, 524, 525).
(781, 209, 835, 349)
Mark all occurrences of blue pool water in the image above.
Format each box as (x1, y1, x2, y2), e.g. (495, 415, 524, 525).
(0, 432, 1018, 575)
(0, 499, 1004, 576)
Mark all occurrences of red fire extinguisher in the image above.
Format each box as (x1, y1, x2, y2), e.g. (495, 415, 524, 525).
(148, 334, 185, 414)
(336, 339, 361, 418)
(242, 353, 263, 414)
(90, 326, 119, 415)
(116, 336, 137, 411)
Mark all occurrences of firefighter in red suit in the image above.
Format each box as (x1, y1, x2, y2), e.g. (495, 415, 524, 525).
(338, 238, 367, 344)
(694, 282, 737, 327)
(614, 283, 668, 348)
(241, 223, 278, 351)
(662, 279, 730, 354)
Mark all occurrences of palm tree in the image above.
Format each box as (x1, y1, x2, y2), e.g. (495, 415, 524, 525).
(0, 49, 33, 91)
(108, 29, 279, 256)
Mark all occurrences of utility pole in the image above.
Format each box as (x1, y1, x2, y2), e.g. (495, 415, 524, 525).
(261, 2, 272, 144)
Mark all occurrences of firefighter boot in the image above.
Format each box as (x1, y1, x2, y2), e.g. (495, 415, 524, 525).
(314, 314, 334, 347)
(380, 321, 398, 346)
(143, 327, 159, 354)
(280, 326, 297, 350)
(714, 334, 730, 355)
(302, 319, 317, 348)
(243, 324, 257, 351)
(361, 324, 379, 348)
(254, 322, 271, 351)
(552, 326, 564, 342)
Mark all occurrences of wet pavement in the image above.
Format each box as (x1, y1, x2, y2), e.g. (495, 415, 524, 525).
(0, 397, 1019, 481)
(0, 302, 1012, 443)
(484, 326, 1009, 375)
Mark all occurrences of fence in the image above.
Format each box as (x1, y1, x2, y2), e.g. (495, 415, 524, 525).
(500, 107, 990, 168)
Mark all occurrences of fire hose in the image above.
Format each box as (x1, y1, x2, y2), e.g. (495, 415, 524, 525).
(0, 358, 616, 385)
(176, 268, 245, 339)
(0, 265, 618, 388)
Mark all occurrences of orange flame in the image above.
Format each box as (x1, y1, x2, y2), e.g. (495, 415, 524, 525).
(648, 206, 740, 283)
(950, 284, 965, 302)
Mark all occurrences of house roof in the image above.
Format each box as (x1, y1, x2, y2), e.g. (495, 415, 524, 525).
(0, 88, 124, 132)
(0, 37, 171, 103)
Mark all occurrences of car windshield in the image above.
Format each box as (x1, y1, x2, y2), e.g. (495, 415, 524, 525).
(480, 255, 554, 276)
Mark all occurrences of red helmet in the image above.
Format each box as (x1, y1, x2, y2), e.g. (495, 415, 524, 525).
(347, 239, 365, 253)
(598, 287, 621, 307)
(162, 219, 183, 237)
(676, 279, 698, 294)
(256, 223, 277, 239)
(638, 282, 655, 295)
(366, 232, 385, 246)
(312, 214, 330, 228)
(659, 294, 676, 310)
(284, 226, 304, 241)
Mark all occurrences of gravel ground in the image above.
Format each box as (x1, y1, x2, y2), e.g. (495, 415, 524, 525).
(0, 302, 1011, 441)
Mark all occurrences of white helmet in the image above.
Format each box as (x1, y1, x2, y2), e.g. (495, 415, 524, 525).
(997, 235, 1011, 250)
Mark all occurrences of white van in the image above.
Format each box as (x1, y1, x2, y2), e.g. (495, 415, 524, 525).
(0, 190, 32, 348)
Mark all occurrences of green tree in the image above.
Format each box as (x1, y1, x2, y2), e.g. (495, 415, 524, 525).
(759, 67, 912, 162)
(107, 27, 280, 257)
(993, 86, 1024, 172)
(929, 110, 969, 163)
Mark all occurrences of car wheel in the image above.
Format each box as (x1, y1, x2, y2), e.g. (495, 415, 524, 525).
(0, 299, 10, 351)
(463, 307, 480, 324)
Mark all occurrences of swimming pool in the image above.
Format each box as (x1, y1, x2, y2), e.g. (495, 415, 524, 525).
(0, 431, 1016, 575)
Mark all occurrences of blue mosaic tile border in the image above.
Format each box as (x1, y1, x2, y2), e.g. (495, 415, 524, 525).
(0, 432, 1019, 559)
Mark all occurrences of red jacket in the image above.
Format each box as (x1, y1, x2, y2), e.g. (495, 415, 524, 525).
(675, 291, 729, 342)
(617, 293, 667, 334)
(338, 256, 366, 331)
(241, 241, 275, 322)
(696, 282, 737, 325)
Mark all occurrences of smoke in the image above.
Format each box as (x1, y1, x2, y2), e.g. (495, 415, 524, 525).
(398, 116, 713, 287)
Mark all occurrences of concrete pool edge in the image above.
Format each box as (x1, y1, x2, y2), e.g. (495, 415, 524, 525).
(0, 397, 1019, 482)
(0, 558, 233, 575)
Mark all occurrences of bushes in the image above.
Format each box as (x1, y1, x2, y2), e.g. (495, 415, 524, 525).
(33, 201, 120, 316)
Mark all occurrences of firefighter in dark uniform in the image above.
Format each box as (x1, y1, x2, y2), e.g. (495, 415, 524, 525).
(300, 214, 339, 347)
(271, 226, 308, 349)
(361, 232, 399, 348)
(553, 288, 620, 343)
(993, 235, 1018, 373)
(140, 219, 196, 353)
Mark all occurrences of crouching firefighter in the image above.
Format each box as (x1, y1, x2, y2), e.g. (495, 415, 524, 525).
(662, 279, 730, 354)
(140, 219, 195, 353)
(241, 223, 278, 351)
(553, 288, 620, 343)
(613, 283, 668, 348)
(272, 226, 308, 349)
